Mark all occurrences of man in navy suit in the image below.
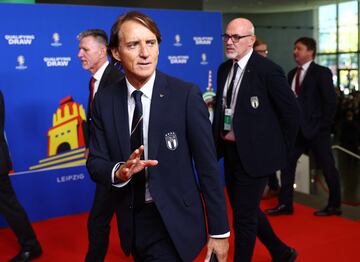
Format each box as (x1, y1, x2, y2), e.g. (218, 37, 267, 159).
(0, 90, 42, 262)
(87, 11, 229, 262)
(213, 18, 299, 262)
(77, 29, 124, 262)
(267, 37, 342, 217)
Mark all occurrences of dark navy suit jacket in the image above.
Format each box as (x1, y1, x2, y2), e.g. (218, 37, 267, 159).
(85, 63, 124, 147)
(0, 91, 12, 175)
(0, 90, 12, 175)
(213, 51, 300, 177)
(87, 71, 229, 261)
(288, 61, 337, 140)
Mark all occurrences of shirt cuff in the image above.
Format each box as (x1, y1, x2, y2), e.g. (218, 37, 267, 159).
(112, 162, 131, 188)
(209, 232, 230, 238)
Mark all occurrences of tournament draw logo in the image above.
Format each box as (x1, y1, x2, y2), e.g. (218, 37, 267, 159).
(193, 36, 213, 45)
(173, 34, 182, 47)
(200, 53, 208, 65)
(5, 35, 35, 45)
(43, 57, 71, 67)
(51, 32, 62, 47)
(168, 55, 189, 64)
(15, 55, 27, 70)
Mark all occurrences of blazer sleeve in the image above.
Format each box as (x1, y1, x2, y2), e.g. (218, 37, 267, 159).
(318, 67, 337, 129)
(267, 64, 300, 151)
(86, 92, 119, 187)
(185, 85, 229, 235)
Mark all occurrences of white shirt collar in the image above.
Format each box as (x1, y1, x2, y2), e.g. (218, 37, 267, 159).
(235, 48, 253, 69)
(126, 71, 156, 100)
(300, 60, 312, 71)
(93, 60, 109, 81)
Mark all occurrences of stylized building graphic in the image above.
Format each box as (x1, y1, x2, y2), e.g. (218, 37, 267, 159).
(29, 96, 87, 170)
(202, 70, 216, 123)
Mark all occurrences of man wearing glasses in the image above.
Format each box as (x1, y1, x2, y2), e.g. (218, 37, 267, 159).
(213, 18, 300, 262)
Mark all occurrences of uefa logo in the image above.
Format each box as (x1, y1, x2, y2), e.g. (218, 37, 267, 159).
(15, 55, 27, 70)
(51, 32, 62, 47)
(200, 53, 208, 65)
(173, 34, 182, 47)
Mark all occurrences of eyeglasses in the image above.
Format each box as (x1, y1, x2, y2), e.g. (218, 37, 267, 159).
(255, 49, 269, 55)
(221, 34, 252, 43)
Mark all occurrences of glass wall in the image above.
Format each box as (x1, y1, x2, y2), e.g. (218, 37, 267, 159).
(318, 1, 359, 94)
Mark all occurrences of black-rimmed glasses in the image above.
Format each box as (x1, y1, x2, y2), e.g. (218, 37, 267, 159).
(221, 34, 252, 43)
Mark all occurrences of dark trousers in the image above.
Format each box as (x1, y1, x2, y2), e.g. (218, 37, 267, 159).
(85, 184, 119, 262)
(0, 173, 39, 249)
(280, 131, 341, 208)
(132, 203, 182, 262)
(223, 142, 288, 262)
(268, 173, 279, 191)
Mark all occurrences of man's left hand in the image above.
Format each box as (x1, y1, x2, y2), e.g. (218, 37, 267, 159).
(204, 237, 229, 262)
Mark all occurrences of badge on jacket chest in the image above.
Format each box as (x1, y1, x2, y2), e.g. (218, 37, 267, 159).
(165, 132, 178, 150)
(250, 96, 259, 109)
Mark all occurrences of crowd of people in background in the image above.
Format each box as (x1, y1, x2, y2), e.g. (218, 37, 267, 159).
(336, 90, 360, 155)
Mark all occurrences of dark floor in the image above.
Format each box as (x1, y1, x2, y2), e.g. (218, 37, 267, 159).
(294, 147, 360, 220)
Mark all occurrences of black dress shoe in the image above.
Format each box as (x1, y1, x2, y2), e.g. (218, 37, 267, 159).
(9, 245, 42, 262)
(273, 247, 298, 262)
(266, 204, 294, 216)
(314, 206, 342, 216)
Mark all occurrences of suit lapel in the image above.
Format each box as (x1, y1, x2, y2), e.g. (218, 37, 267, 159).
(148, 72, 167, 160)
(113, 79, 131, 157)
(301, 61, 315, 88)
(232, 53, 255, 115)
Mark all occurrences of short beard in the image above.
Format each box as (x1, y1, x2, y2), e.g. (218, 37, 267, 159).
(225, 52, 237, 60)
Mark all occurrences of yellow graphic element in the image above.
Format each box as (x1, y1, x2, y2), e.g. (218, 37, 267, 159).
(48, 96, 86, 156)
(29, 148, 86, 170)
(29, 96, 88, 171)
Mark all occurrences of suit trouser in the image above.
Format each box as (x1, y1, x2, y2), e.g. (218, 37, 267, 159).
(132, 203, 182, 262)
(268, 173, 279, 191)
(85, 184, 120, 262)
(279, 131, 341, 208)
(0, 173, 39, 249)
(223, 142, 288, 262)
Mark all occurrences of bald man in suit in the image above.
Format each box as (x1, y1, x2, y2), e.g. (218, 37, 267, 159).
(213, 18, 299, 262)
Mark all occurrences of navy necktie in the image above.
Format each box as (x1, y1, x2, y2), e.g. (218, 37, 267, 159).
(131, 90, 145, 209)
(226, 63, 239, 108)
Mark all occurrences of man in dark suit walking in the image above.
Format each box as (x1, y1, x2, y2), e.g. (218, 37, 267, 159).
(0, 90, 42, 262)
(77, 29, 124, 262)
(267, 37, 342, 217)
(87, 11, 229, 262)
(213, 18, 299, 262)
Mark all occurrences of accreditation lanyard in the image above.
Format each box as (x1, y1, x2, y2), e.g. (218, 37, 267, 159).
(223, 66, 245, 131)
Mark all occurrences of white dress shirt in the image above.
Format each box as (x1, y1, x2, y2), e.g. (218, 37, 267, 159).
(92, 60, 109, 97)
(291, 60, 312, 95)
(223, 49, 253, 142)
(111, 72, 155, 203)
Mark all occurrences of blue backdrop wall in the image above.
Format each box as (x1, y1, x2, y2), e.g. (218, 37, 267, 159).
(0, 3, 224, 227)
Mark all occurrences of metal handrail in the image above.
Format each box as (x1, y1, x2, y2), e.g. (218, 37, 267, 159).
(332, 145, 360, 160)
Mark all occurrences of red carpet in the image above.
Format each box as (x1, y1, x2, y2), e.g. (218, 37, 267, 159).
(1, 198, 359, 261)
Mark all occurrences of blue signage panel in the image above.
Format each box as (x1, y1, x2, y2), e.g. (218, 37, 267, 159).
(0, 3, 223, 226)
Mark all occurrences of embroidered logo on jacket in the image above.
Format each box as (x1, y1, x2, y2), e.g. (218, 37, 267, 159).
(164, 132, 178, 151)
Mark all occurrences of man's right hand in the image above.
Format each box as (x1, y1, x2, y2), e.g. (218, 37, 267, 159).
(115, 145, 158, 182)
